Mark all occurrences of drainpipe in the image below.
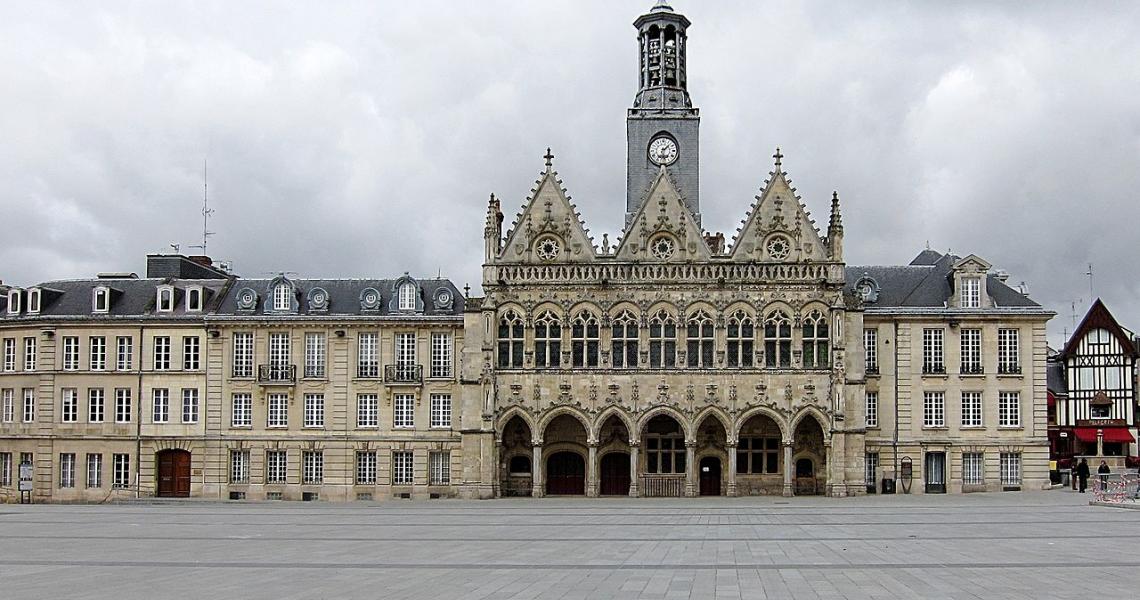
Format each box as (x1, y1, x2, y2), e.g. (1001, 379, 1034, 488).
(135, 325, 144, 499)
(892, 322, 900, 488)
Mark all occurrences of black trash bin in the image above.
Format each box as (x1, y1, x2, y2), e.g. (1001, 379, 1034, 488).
(881, 478, 896, 494)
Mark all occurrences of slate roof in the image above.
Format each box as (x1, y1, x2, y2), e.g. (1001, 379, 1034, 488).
(846, 250, 1042, 310)
(215, 278, 465, 317)
(1047, 357, 1067, 395)
(3, 278, 230, 320)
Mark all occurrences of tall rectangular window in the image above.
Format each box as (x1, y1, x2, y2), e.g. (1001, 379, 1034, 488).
(357, 394, 378, 428)
(232, 332, 253, 378)
(88, 388, 105, 423)
(356, 451, 377, 485)
(116, 336, 133, 370)
(999, 391, 1021, 427)
(357, 332, 379, 378)
(571, 314, 600, 368)
(962, 452, 984, 485)
(303, 394, 324, 428)
(62, 336, 80, 371)
(611, 312, 639, 369)
(960, 328, 982, 374)
(59, 453, 76, 488)
(61, 388, 78, 423)
(649, 314, 677, 369)
(865, 391, 878, 428)
(267, 394, 288, 428)
(395, 333, 416, 378)
(430, 332, 453, 378)
(23, 337, 36, 371)
(152, 389, 169, 423)
(230, 450, 249, 484)
(2, 389, 13, 423)
(302, 451, 323, 485)
(23, 389, 35, 423)
(112, 453, 130, 488)
(182, 336, 200, 370)
(394, 394, 414, 429)
(865, 452, 879, 489)
(2, 338, 13, 371)
(86, 453, 102, 488)
(961, 391, 983, 428)
(686, 314, 715, 368)
(863, 328, 878, 374)
(923, 391, 945, 428)
(0, 453, 10, 486)
(266, 451, 287, 484)
(922, 328, 944, 374)
(304, 333, 326, 378)
(1000, 452, 1021, 487)
(430, 452, 451, 485)
(998, 329, 1020, 374)
(153, 336, 171, 370)
(88, 336, 107, 371)
(268, 333, 291, 376)
(231, 393, 252, 427)
(115, 389, 132, 423)
(430, 394, 451, 429)
(961, 277, 981, 308)
(392, 451, 413, 485)
(181, 388, 199, 424)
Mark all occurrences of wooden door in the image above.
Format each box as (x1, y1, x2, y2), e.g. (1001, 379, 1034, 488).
(600, 453, 631, 496)
(545, 452, 585, 495)
(699, 457, 721, 496)
(157, 450, 191, 497)
(924, 452, 946, 494)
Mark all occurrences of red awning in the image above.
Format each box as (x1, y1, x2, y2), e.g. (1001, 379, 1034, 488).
(1073, 427, 1136, 443)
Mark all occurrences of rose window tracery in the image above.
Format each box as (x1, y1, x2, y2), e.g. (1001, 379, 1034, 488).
(766, 235, 791, 261)
(535, 237, 561, 261)
(649, 234, 676, 260)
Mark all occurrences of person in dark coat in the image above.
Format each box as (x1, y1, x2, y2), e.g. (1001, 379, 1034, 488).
(1098, 460, 1111, 491)
(1076, 458, 1090, 493)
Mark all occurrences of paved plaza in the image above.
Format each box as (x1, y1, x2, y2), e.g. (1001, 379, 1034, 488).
(0, 490, 1138, 599)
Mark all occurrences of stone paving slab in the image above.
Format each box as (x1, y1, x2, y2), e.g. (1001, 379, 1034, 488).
(0, 490, 1137, 599)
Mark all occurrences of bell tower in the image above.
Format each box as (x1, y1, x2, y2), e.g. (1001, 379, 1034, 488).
(626, 1, 700, 226)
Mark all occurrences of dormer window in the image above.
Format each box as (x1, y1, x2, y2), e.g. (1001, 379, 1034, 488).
(93, 287, 110, 313)
(186, 287, 204, 312)
(26, 289, 41, 314)
(156, 286, 174, 313)
(961, 277, 981, 308)
(398, 283, 416, 311)
(7, 289, 21, 314)
(273, 282, 291, 311)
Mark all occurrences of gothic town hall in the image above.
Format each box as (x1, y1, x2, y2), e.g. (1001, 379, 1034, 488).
(0, 2, 1053, 502)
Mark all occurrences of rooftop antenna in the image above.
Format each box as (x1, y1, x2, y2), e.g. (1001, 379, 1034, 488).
(1085, 263, 1094, 299)
(189, 159, 215, 255)
(169, 243, 180, 254)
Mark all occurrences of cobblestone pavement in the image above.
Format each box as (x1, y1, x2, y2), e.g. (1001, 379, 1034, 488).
(1, 490, 1137, 599)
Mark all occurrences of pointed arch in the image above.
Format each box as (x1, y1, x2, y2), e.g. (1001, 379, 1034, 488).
(496, 407, 536, 443)
(592, 406, 636, 442)
(790, 406, 831, 436)
(733, 406, 788, 441)
(568, 301, 603, 321)
(636, 405, 693, 442)
(684, 301, 718, 321)
(693, 406, 733, 440)
(537, 406, 592, 443)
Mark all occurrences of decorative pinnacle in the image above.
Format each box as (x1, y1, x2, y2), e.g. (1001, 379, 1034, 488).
(543, 147, 554, 170)
(829, 191, 843, 229)
(773, 147, 784, 168)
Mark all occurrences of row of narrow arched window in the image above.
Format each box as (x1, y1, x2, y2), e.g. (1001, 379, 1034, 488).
(497, 309, 830, 370)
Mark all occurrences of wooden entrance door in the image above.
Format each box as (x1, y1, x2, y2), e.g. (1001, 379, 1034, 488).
(699, 457, 721, 496)
(795, 458, 818, 495)
(157, 450, 191, 497)
(600, 452, 631, 496)
(546, 452, 585, 495)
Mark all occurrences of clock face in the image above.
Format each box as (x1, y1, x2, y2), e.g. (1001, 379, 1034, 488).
(648, 137, 678, 165)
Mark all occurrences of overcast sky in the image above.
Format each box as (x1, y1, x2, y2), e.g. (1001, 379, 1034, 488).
(3, 1, 1139, 347)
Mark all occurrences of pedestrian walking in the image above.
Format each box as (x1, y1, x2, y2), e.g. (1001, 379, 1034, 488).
(1098, 460, 1111, 492)
(1076, 458, 1090, 493)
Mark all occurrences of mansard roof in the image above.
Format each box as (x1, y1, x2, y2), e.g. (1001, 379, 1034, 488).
(847, 250, 1042, 310)
(214, 278, 464, 317)
(1061, 298, 1137, 358)
(2, 278, 230, 319)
